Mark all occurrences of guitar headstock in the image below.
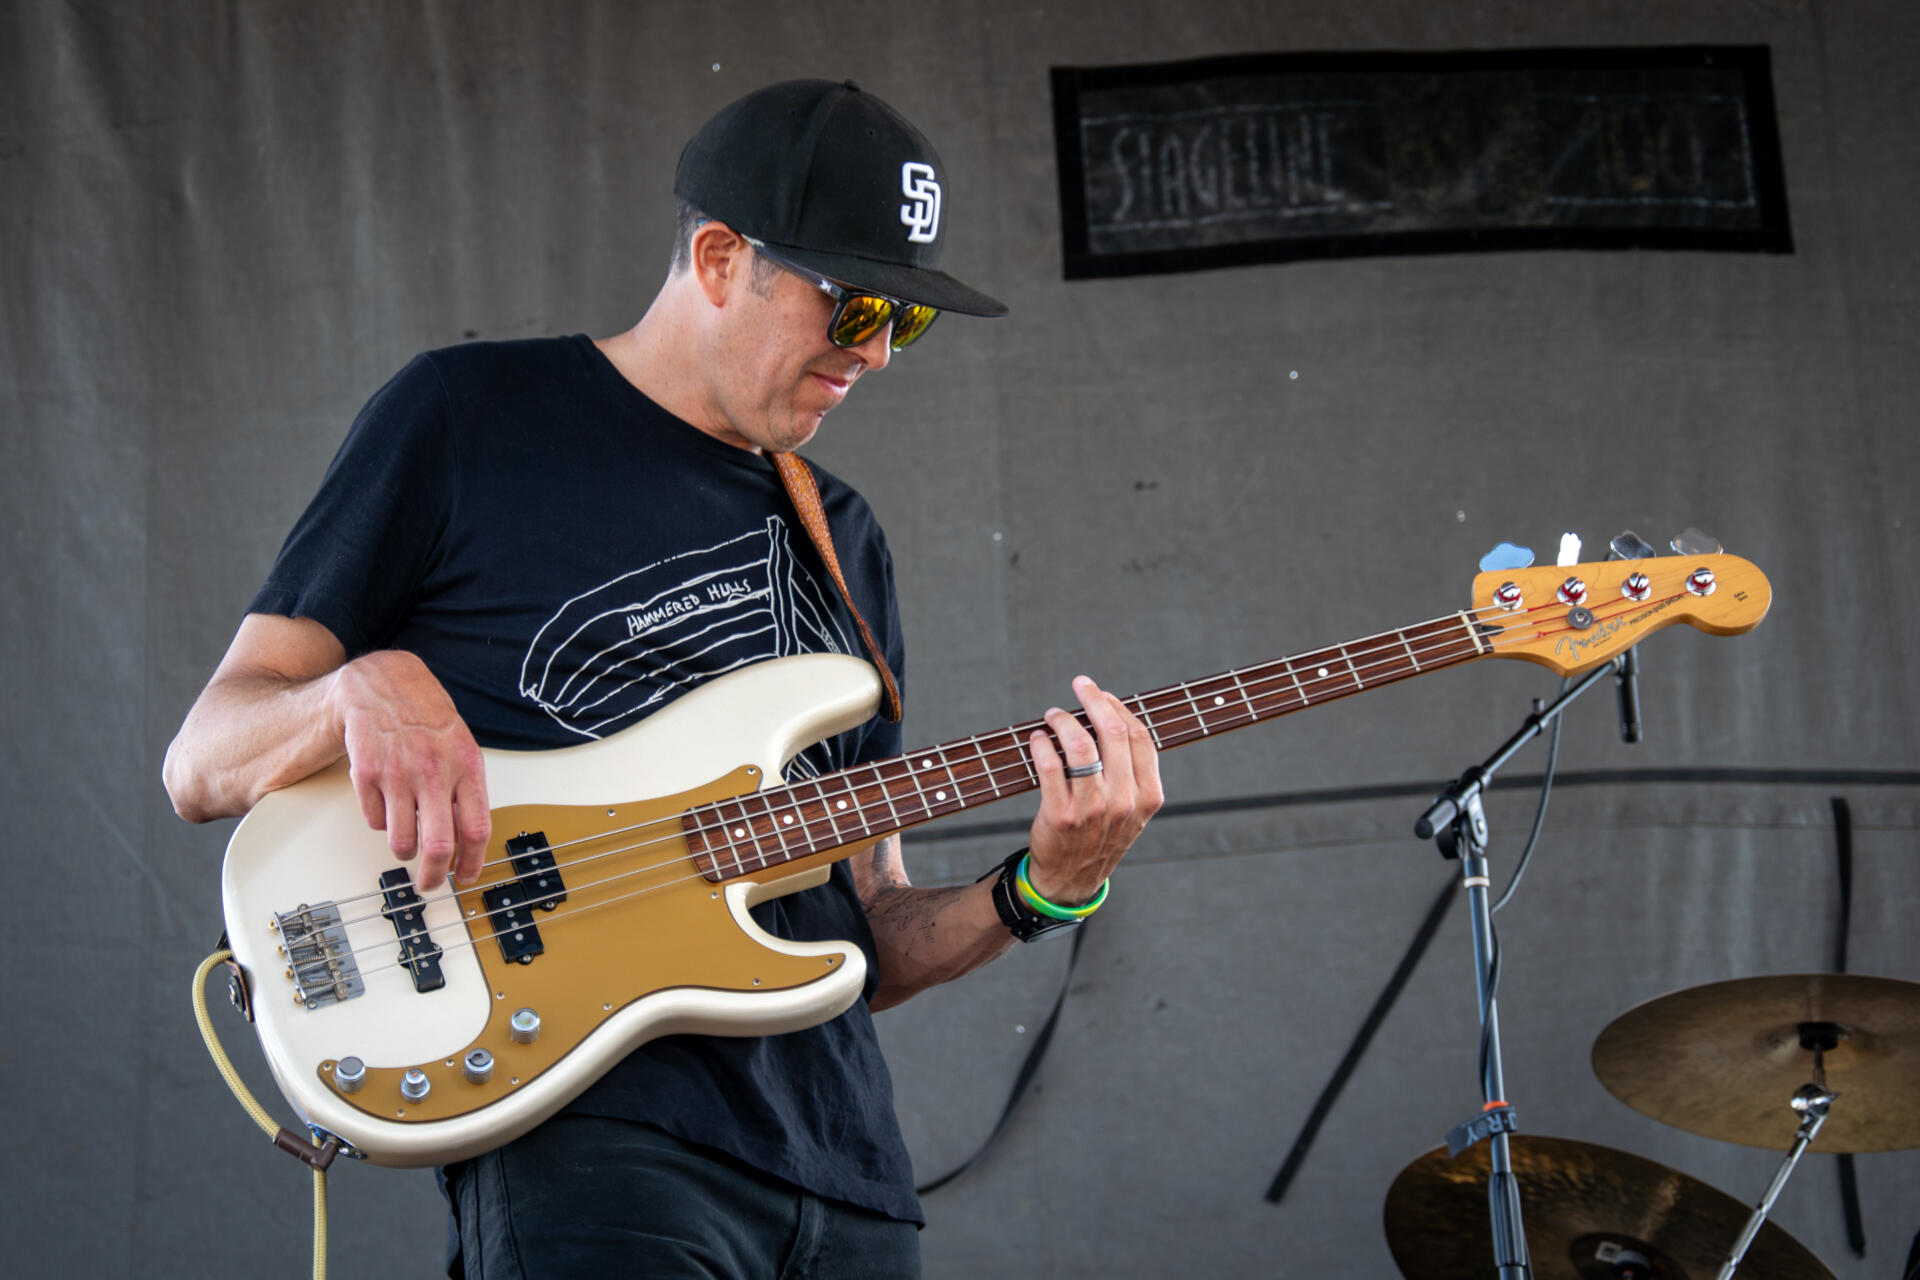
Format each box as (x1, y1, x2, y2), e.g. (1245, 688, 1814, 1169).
(1473, 553, 1771, 675)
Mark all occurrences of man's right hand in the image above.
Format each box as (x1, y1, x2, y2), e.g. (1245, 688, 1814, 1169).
(331, 649, 491, 889)
(164, 613, 491, 891)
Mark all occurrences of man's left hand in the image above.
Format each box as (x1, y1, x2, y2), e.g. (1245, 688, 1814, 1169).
(1024, 675, 1164, 905)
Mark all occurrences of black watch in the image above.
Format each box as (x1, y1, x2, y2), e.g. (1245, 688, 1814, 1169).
(981, 849, 1083, 942)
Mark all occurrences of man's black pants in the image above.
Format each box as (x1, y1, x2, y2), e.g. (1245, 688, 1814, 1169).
(445, 1114, 921, 1279)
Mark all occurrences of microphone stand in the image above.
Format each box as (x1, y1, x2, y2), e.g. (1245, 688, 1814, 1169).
(1413, 654, 1630, 1280)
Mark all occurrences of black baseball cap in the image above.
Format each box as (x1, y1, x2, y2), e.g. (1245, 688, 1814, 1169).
(675, 79, 1007, 317)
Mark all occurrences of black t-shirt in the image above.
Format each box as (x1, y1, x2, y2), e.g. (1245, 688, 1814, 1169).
(251, 334, 920, 1224)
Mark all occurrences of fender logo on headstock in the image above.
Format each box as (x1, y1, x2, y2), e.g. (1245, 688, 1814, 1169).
(1554, 613, 1626, 662)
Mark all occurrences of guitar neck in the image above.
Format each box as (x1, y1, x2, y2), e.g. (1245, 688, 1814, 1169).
(686, 611, 1491, 880)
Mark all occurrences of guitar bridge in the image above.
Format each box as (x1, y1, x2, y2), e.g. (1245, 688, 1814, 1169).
(275, 902, 364, 1010)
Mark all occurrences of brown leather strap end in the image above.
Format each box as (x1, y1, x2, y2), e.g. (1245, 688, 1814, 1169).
(770, 452, 903, 723)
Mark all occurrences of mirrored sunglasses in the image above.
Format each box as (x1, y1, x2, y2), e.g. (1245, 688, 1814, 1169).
(745, 236, 939, 352)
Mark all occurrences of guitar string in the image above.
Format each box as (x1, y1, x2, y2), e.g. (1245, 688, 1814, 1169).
(299, 595, 1645, 991)
(283, 593, 1675, 987)
(302, 595, 1572, 923)
(291, 555, 1714, 955)
(290, 619, 1650, 990)
(282, 602, 1514, 945)
(283, 590, 1664, 987)
(285, 612, 1518, 984)
(283, 590, 1668, 985)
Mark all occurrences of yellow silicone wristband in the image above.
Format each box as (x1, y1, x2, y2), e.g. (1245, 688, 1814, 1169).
(1014, 853, 1109, 920)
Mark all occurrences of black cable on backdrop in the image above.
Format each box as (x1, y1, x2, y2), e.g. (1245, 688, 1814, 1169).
(1832, 797, 1854, 975)
(1262, 875, 1456, 1204)
(1829, 796, 1866, 1259)
(915, 924, 1088, 1195)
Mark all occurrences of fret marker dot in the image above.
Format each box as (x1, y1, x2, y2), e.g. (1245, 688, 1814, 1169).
(936, 790, 948, 801)
(782, 814, 794, 825)
(733, 828, 746, 838)
(836, 800, 847, 810)
(1317, 666, 1329, 678)
(920, 759, 933, 769)
(1213, 695, 1225, 706)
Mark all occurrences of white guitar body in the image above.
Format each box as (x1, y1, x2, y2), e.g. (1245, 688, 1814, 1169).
(222, 653, 883, 1168)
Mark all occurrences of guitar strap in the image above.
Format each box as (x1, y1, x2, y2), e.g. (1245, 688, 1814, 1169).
(770, 451, 904, 723)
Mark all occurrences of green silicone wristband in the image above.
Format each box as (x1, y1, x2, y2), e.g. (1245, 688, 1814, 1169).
(1014, 853, 1109, 920)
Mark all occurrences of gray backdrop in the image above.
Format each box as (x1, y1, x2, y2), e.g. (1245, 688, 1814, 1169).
(4, 1, 1916, 1276)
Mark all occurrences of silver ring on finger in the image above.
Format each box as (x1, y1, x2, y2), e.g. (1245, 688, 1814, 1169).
(1065, 759, 1105, 779)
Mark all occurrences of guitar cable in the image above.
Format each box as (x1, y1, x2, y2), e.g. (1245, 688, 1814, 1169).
(1489, 679, 1568, 917)
(1475, 679, 1569, 1102)
(192, 949, 331, 1280)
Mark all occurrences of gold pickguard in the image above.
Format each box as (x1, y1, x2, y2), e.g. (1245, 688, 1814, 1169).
(321, 765, 873, 1124)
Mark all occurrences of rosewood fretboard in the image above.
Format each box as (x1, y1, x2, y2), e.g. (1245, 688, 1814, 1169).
(684, 612, 1492, 881)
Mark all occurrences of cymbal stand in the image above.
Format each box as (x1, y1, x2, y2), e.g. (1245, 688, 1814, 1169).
(1715, 1026, 1840, 1280)
(1413, 656, 1623, 1280)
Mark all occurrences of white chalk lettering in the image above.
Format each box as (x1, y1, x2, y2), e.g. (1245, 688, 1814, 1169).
(1087, 103, 1383, 232)
(625, 593, 702, 636)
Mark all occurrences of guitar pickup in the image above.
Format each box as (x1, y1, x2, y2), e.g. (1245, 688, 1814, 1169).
(506, 831, 566, 911)
(377, 868, 446, 993)
(482, 881, 544, 965)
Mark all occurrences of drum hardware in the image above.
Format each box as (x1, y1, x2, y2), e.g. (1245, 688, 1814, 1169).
(1592, 974, 1920, 1278)
(1383, 1135, 1833, 1280)
(1714, 1076, 1831, 1280)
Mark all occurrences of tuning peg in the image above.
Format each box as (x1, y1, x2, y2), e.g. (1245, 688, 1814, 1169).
(1557, 533, 1582, 566)
(1671, 527, 1723, 556)
(1609, 531, 1657, 561)
(1478, 542, 1534, 573)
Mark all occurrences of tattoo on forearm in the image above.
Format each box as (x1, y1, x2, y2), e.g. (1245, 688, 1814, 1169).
(858, 838, 950, 951)
(857, 836, 1016, 1002)
(868, 883, 975, 956)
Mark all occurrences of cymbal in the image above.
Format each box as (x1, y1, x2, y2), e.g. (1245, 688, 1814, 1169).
(1383, 1135, 1832, 1280)
(1592, 973, 1920, 1152)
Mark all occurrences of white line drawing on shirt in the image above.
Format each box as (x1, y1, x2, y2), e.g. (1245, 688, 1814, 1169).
(519, 517, 856, 760)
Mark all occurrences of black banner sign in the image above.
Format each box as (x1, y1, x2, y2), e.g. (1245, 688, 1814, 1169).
(1051, 47, 1792, 279)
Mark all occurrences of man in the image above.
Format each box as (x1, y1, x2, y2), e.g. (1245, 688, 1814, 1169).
(165, 79, 1161, 1277)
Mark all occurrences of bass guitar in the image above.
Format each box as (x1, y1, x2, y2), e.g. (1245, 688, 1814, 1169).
(220, 550, 1769, 1165)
